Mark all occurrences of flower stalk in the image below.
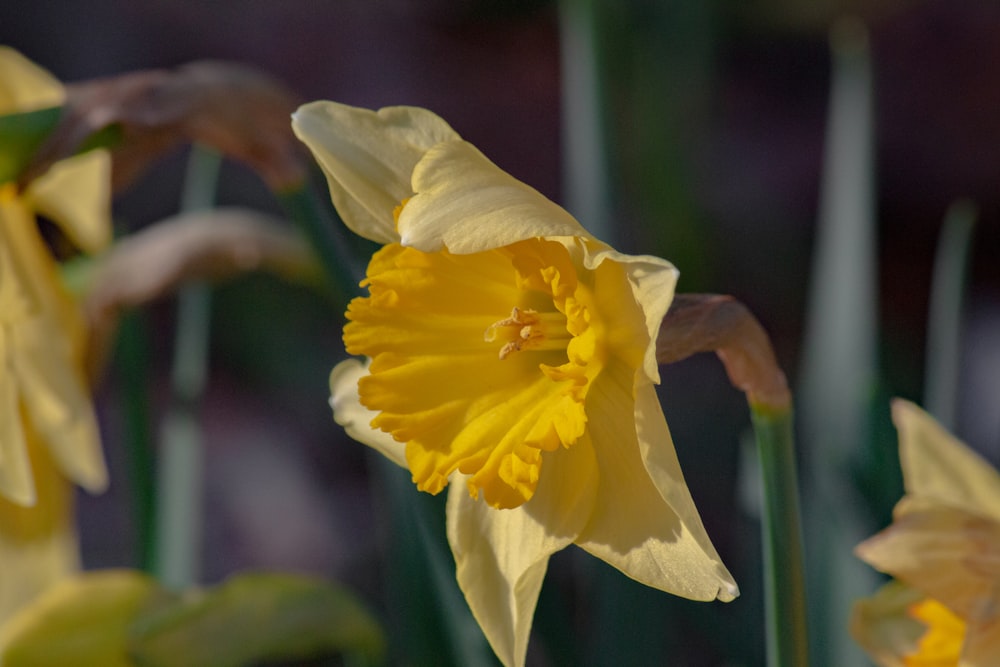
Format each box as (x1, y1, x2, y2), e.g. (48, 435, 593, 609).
(657, 293, 807, 667)
(153, 146, 220, 588)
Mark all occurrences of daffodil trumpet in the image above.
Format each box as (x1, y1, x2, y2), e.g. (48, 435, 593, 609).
(293, 101, 744, 667)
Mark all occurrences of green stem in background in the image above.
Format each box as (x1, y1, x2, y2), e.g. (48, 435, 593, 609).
(924, 199, 977, 430)
(153, 146, 221, 588)
(276, 181, 365, 297)
(751, 405, 809, 667)
(116, 310, 157, 572)
(558, 0, 613, 241)
(798, 19, 879, 666)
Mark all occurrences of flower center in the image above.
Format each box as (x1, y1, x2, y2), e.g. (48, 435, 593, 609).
(344, 238, 603, 508)
(484, 307, 572, 360)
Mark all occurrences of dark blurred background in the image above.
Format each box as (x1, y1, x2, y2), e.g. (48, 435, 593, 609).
(3, 1, 999, 665)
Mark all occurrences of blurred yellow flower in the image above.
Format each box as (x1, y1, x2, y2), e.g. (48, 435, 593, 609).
(294, 101, 737, 666)
(853, 399, 1000, 666)
(0, 47, 111, 619)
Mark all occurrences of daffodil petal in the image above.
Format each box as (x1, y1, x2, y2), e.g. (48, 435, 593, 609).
(962, 617, 1000, 667)
(856, 497, 1000, 624)
(0, 435, 78, 621)
(574, 360, 738, 602)
(24, 151, 112, 255)
(893, 399, 1000, 523)
(582, 242, 678, 385)
(0, 523, 78, 624)
(0, 330, 35, 506)
(291, 101, 460, 244)
(328, 358, 407, 468)
(12, 320, 107, 494)
(447, 436, 597, 667)
(0, 47, 63, 114)
(850, 581, 925, 667)
(399, 140, 589, 254)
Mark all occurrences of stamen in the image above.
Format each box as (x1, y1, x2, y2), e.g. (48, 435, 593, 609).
(485, 307, 571, 359)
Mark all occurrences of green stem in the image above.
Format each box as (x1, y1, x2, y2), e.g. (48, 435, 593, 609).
(117, 310, 156, 572)
(924, 199, 976, 430)
(276, 182, 364, 297)
(153, 146, 221, 588)
(751, 405, 809, 667)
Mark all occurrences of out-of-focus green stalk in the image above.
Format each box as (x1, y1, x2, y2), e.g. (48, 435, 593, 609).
(153, 146, 221, 589)
(117, 310, 156, 572)
(924, 200, 976, 430)
(558, 0, 613, 241)
(797, 18, 880, 667)
(276, 182, 364, 295)
(751, 404, 809, 667)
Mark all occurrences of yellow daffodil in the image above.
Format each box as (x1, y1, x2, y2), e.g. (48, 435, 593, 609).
(852, 399, 1000, 666)
(0, 47, 111, 619)
(293, 101, 737, 666)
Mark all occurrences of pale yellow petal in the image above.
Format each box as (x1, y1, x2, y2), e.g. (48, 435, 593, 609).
(855, 498, 1000, 624)
(399, 140, 590, 254)
(893, 399, 1000, 521)
(0, 47, 64, 115)
(446, 436, 597, 667)
(328, 358, 407, 468)
(580, 239, 678, 385)
(850, 581, 929, 667)
(0, 330, 35, 506)
(574, 359, 738, 601)
(12, 319, 107, 493)
(23, 151, 113, 255)
(0, 433, 78, 622)
(962, 617, 1000, 667)
(291, 101, 460, 244)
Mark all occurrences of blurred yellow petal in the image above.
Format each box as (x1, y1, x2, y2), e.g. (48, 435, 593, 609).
(906, 597, 966, 667)
(291, 101, 459, 244)
(856, 402, 1000, 666)
(13, 326, 107, 494)
(0, 430, 77, 622)
(0, 47, 63, 115)
(575, 360, 738, 601)
(1, 190, 107, 497)
(0, 344, 35, 506)
(446, 437, 597, 667)
(399, 140, 589, 254)
(851, 581, 963, 667)
(851, 581, 929, 667)
(24, 150, 113, 255)
(962, 617, 1000, 667)
(0, 570, 161, 667)
(893, 399, 1000, 522)
(328, 358, 407, 469)
(856, 499, 1000, 624)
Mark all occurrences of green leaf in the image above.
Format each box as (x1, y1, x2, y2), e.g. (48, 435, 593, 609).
(0, 105, 122, 184)
(0, 570, 169, 667)
(0, 106, 61, 184)
(128, 572, 385, 667)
